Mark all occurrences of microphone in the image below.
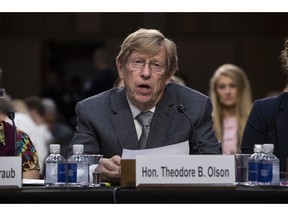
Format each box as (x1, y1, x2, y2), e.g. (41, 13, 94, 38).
(7, 110, 17, 156)
(177, 104, 201, 155)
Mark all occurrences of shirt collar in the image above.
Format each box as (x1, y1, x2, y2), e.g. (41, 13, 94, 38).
(126, 96, 155, 119)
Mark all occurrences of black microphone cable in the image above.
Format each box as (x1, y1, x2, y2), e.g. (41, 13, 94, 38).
(7, 110, 17, 156)
(177, 104, 201, 155)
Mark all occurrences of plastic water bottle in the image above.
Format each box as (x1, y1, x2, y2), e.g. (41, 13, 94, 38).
(258, 144, 280, 185)
(248, 144, 263, 186)
(44, 144, 66, 187)
(67, 144, 89, 187)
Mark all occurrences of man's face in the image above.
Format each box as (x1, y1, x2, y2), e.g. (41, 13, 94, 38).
(117, 44, 174, 111)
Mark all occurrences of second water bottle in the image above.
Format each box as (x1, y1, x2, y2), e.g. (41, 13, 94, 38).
(67, 144, 89, 187)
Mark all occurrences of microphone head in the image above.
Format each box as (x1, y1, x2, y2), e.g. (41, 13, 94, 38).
(7, 110, 15, 121)
(177, 104, 185, 113)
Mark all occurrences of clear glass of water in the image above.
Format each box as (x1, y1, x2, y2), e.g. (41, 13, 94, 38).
(84, 154, 103, 187)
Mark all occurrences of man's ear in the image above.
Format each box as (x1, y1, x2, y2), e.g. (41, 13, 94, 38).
(116, 58, 124, 79)
(165, 70, 176, 85)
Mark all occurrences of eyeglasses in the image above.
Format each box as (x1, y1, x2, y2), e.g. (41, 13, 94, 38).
(128, 59, 165, 74)
(0, 88, 5, 98)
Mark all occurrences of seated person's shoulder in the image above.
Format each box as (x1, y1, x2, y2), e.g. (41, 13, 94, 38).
(254, 92, 287, 109)
(169, 83, 209, 101)
(16, 127, 40, 172)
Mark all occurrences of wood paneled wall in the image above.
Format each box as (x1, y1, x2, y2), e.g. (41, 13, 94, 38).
(0, 13, 287, 100)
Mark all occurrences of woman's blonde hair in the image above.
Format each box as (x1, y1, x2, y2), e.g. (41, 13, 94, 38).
(209, 64, 252, 153)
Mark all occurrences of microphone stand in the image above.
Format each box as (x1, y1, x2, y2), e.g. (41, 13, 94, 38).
(177, 104, 201, 155)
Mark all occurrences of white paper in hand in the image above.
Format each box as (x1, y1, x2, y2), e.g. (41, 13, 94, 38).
(122, 140, 189, 159)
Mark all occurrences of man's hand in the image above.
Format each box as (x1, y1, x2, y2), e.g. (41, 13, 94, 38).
(96, 155, 121, 184)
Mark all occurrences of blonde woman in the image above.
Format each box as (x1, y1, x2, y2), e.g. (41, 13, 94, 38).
(209, 64, 252, 154)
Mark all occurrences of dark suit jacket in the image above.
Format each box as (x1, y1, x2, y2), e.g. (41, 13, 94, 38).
(241, 92, 288, 172)
(68, 83, 221, 158)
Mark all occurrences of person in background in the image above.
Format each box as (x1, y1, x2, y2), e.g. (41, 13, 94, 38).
(170, 75, 186, 86)
(11, 99, 31, 116)
(41, 71, 76, 128)
(241, 38, 288, 173)
(69, 28, 222, 184)
(209, 63, 252, 154)
(24, 96, 54, 177)
(5, 97, 46, 177)
(83, 47, 117, 98)
(42, 97, 74, 159)
(0, 67, 40, 179)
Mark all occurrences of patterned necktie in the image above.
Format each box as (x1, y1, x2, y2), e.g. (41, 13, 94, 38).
(135, 111, 153, 149)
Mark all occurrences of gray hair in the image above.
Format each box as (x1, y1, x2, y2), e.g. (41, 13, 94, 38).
(116, 28, 178, 76)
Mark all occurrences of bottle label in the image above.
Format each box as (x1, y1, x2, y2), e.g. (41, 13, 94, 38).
(248, 161, 258, 181)
(57, 163, 66, 183)
(258, 163, 272, 183)
(67, 163, 77, 183)
(45, 163, 57, 184)
(76, 163, 89, 184)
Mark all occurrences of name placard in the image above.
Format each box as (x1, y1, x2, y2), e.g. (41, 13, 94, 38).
(0, 156, 22, 188)
(136, 155, 235, 186)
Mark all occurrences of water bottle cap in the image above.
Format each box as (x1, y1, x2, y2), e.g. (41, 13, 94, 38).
(73, 144, 84, 153)
(253, 144, 263, 152)
(50, 144, 60, 153)
(263, 143, 274, 153)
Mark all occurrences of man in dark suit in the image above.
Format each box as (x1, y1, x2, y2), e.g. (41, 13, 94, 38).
(241, 38, 288, 173)
(241, 93, 288, 173)
(68, 28, 221, 184)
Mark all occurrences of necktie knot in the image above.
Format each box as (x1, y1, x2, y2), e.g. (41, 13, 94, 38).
(136, 111, 153, 127)
(135, 111, 153, 149)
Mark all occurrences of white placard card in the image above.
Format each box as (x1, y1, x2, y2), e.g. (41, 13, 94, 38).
(0, 156, 22, 188)
(136, 155, 235, 186)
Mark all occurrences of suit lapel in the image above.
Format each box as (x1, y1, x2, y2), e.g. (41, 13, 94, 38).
(110, 85, 177, 150)
(276, 93, 288, 152)
(111, 88, 139, 150)
(146, 85, 176, 148)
